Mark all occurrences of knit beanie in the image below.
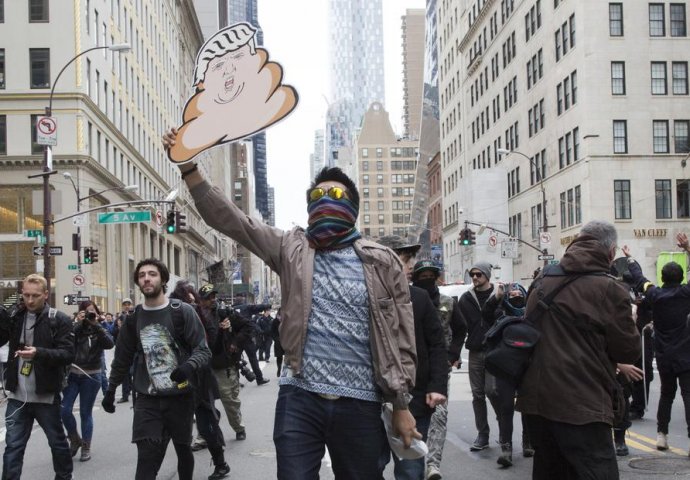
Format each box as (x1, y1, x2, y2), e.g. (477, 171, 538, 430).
(470, 261, 492, 280)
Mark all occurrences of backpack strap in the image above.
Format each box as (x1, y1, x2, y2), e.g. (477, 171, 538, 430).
(169, 299, 191, 355)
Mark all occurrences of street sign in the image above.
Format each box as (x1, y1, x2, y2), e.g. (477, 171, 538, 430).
(72, 214, 88, 227)
(74, 295, 90, 302)
(98, 211, 152, 224)
(36, 116, 58, 146)
(155, 210, 164, 227)
(68, 264, 78, 270)
(539, 231, 552, 248)
(538, 254, 555, 261)
(501, 240, 519, 259)
(32, 246, 63, 256)
(63, 294, 90, 305)
(488, 235, 498, 247)
(72, 273, 86, 288)
(548, 259, 560, 265)
(25, 229, 42, 237)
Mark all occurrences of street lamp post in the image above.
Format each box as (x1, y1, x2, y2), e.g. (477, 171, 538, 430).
(497, 148, 550, 266)
(34, 43, 130, 297)
(63, 172, 137, 296)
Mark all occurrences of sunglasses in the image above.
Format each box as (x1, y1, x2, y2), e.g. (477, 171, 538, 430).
(308, 186, 348, 203)
(469, 272, 484, 278)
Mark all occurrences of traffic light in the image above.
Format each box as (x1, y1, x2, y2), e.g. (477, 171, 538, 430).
(166, 210, 176, 234)
(459, 228, 470, 246)
(175, 211, 187, 234)
(83, 247, 92, 264)
(90, 248, 99, 263)
(468, 229, 476, 245)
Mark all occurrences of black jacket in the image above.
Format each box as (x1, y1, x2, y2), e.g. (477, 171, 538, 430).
(211, 309, 255, 369)
(629, 260, 690, 373)
(459, 287, 496, 352)
(73, 321, 114, 370)
(408, 286, 448, 417)
(0, 304, 75, 396)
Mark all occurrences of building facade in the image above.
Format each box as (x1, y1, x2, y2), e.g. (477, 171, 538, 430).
(402, 8, 426, 140)
(355, 103, 418, 240)
(438, 0, 690, 283)
(0, 0, 235, 311)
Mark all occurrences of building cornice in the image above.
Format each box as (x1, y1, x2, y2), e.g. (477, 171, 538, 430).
(459, 0, 497, 52)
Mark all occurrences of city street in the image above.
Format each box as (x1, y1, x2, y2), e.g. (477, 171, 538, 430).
(2, 354, 690, 479)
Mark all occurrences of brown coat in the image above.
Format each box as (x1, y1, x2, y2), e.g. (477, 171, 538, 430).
(189, 180, 416, 409)
(515, 236, 640, 425)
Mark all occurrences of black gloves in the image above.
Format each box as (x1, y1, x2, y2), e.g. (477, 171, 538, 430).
(102, 389, 116, 413)
(170, 363, 194, 383)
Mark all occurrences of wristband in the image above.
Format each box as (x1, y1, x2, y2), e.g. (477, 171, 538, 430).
(180, 164, 198, 179)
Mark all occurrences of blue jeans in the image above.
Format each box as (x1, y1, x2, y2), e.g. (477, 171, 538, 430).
(61, 372, 102, 442)
(3, 399, 73, 480)
(273, 384, 384, 480)
(379, 413, 431, 480)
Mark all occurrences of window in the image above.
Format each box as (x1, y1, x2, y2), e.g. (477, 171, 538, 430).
(678, 180, 690, 218)
(653, 120, 669, 153)
(671, 3, 687, 36)
(362, 174, 369, 185)
(609, 3, 624, 36)
(651, 62, 668, 94)
(649, 3, 666, 36)
(614, 180, 631, 219)
(0, 0, 4, 23)
(361, 148, 368, 158)
(376, 147, 383, 158)
(29, 49, 50, 88)
(575, 185, 582, 224)
(29, 0, 49, 22)
(656, 179, 672, 218)
(0, 115, 5, 154)
(525, 0, 542, 41)
(611, 61, 626, 95)
(0, 49, 4, 89)
(613, 120, 628, 153)
(30, 115, 43, 154)
(675, 120, 690, 152)
(531, 204, 542, 239)
(673, 62, 689, 94)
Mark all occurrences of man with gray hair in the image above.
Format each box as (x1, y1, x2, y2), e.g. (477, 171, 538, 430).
(516, 220, 640, 479)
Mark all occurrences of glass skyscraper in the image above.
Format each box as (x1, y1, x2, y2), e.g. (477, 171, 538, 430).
(326, 0, 385, 166)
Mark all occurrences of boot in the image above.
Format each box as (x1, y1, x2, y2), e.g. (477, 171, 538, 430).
(657, 432, 669, 450)
(522, 432, 535, 457)
(614, 429, 629, 456)
(208, 463, 230, 480)
(68, 432, 82, 457)
(79, 441, 91, 462)
(497, 442, 513, 467)
(470, 433, 489, 451)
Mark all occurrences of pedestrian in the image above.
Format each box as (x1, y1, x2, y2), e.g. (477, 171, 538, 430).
(626, 234, 690, 453)
(0, 274, 75, 480)
(170, 281, 231, 480)
(113, 297, 134, 404)
(61, 300, 114, 462)
(377, 236, 448, 479)
(232, 302, 271, 385)
(163, 132, 419, 480)
(516, 220, 640, 479)
(271, 308, 284, 377)
(101, 258, 212, 480)
(458, 261, 498, 451)
(481, 282, 532, 466)
(410, 259, 466, 480)
(257, 309, 274, 362)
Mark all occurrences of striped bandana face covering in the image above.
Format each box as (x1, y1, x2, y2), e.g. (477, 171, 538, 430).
(305, 196, 361, 250)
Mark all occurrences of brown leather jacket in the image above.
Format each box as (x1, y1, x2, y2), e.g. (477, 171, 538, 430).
(189, 180, 416, 409)
(515, 236, 640, 425)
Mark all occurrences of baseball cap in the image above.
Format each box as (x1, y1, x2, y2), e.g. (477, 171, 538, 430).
(377, 235, 421, 255)
(412, 260, 441, 279)
(198, 284, 218, 299)
(121, 298, 133, 305)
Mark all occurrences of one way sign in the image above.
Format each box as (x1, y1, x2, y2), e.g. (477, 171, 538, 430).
(33, 246, 63, 256)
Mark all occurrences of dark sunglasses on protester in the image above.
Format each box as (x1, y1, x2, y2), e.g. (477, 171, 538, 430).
(308, 186, 348, 203)
(469, 271, 484, 278)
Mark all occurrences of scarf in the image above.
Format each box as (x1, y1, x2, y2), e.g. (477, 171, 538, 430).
(305, 196, 361, 250)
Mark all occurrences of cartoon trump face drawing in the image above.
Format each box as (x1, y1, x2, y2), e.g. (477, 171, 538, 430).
(168, 22, 298, 163)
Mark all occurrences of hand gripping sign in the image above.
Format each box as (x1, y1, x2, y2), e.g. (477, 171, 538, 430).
(168, 22, 299, 163)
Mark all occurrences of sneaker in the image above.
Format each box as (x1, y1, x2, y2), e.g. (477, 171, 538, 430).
(116, 397, 129, 404)
(236, 430, 246, 440)
(470, 433, 489, 451)
(208, 463, 230, 480)
(426, 464, 442, 480)
(191, 436, 207, 452)
(615, 441, 629, 456)
(497, 442, 513, 467)
(257, 378, 270, 386)
(657, 432, 669, 450)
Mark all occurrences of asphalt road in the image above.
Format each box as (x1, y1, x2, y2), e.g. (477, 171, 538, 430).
(2, 353, 690, 479)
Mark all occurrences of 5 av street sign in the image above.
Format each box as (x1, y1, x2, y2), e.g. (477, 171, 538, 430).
(32, 246, 63, 256)
(98, 211, 151, 224)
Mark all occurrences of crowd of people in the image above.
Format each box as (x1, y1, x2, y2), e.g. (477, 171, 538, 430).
(1, 146, 689, 479)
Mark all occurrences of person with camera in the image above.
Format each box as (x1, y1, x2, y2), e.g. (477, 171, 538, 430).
(0, 274, 76, 480)
(61, 300, 114, 462)
(271, 308, 284, 377)
(199, 284, 254, 442)
(112, 297, 135, 404)
(257, 309, 274, 362)
(233, 302, 272, 386)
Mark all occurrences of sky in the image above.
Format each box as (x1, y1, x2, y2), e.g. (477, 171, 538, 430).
(259, 0, 426, 230)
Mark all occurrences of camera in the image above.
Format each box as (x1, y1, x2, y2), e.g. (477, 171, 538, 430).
(86, 311, 97, 321)
(237, 359, 256, 382)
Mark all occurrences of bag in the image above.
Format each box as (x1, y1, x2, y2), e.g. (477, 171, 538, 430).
(484, 316, 540, 383)
(47, 307, 70, 390)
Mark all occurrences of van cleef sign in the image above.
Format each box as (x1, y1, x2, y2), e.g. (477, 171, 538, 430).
(0, 280, 20, 289)
(633, 229, 668, 238)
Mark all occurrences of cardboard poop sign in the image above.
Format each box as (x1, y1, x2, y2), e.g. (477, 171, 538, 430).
(168, 22, 299, 163)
